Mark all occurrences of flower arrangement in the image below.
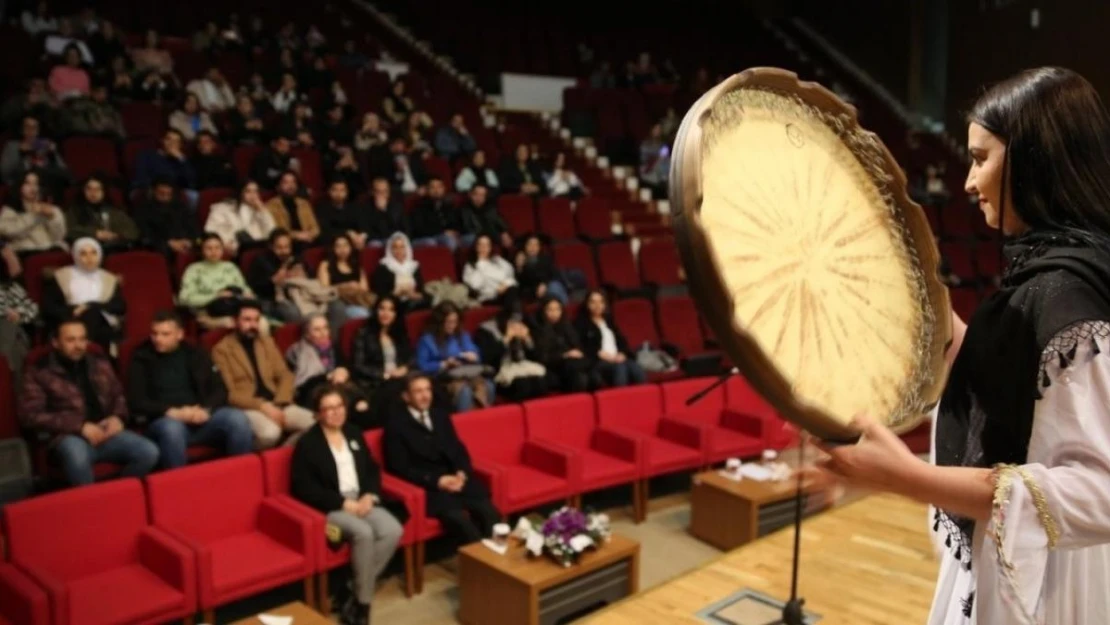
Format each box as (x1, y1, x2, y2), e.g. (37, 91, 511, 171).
(516, 507, 612, 567)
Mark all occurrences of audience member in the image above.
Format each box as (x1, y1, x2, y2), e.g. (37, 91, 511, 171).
(384, 373, 501, 545)
(48, 45, 90, 100)
(132, 129, 196, 196)
(410, 178, 472, 251)
(1, 115, 69, 190)
(265, 172, 320, 245)
(454, 149, 499, 194)
(204, 180, 276, 254)
(190, 131, 237, 189)
(286, 314, 372, 424)
(416, 302, 494, 412)
(462, 185, 512, 249)
(545, 152, 585, 199)
(134, 178, 197, 255)
(250, 133, 297, 191)
(514, 234, 568, 304)
(41, 238, 126, 351)
(44, 19, 93, 65)
(60, 84, 125, 138)
(178, 234, 255, 330)
(0, 170, 67, 252)
(129, 311, 254, 468)
(21, 1, 58, 36)
(210, 300, 315, 448)
(64, 174, 139, 251)
(318, 234, 375, 319)
(366, 178, 409, 245)
(186, 67, 237, 113)
(532, 296, 593, 392)
(371, 233, 425, 310)
(0, 262, 38, 379)
(499, 144, 544, 197)
(315, 179, 369, 249)
(291, 385, 406, 625)
(576, 290, 646, 387)
(433, 113, 476, 163)
(474, 307, 548, 403)
(352, 296, 413, 428)
(19, 319, 159, 486)
(462, 234, 519, 308)
(381, 80, 413, 126)
(168, 92, 218, 141)
(229, 94, 268, 145)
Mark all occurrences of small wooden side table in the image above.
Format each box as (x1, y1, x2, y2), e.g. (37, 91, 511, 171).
(689, 470, 811, 550)
(458, 533, 640, 625)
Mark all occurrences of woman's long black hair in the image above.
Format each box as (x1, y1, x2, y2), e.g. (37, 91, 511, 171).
(968, 67, 1110, 248)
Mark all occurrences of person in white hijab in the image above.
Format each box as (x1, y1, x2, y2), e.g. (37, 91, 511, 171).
(370, 232, 425, 310)
(42, 237, 125, 351)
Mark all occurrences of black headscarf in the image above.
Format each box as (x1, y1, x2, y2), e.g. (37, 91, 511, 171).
(934, 229, 1110, 564)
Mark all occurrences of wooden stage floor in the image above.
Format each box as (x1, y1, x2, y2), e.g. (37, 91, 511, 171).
(582, 494, 938, 625)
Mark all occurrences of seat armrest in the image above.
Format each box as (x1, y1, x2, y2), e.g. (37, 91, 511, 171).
(258, 498, 315, 571)
(381, 473, 424, 540)
(721, 408, 765, 439)
(470, 460, 505, 499)
(658, 416, 706, 449)
(139, 527, 197, 596)
(523, 440, 580, 481)
(0, 564, 50, 625)
(12, 563, 67, 625)
(591, 428, 642, 464)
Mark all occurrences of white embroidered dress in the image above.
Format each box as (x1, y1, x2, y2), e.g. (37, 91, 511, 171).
(928, 320, 1110, 624)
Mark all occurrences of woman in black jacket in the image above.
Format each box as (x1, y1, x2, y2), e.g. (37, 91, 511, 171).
(291, 385, 408, 625)
(351, 296, 414, 425)
(575, 289, 647, 388)
(531, 296, 594, 392)
(514, 233, 568, 304)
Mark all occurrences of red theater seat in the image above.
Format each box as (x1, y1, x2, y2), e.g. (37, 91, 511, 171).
(0, 564, 49, 625)
(260, 438, 421, 600)
(523, 394, 640, 515)
(145, 455, 315, 620)
(594, 385, 704, 475)
(725, 376, 796, 450)
(453, 405, 577, 514)
(661, 377, 763, 463)
(3, 479, 196, 625)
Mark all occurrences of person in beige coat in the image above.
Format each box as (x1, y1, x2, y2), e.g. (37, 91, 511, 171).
(264, 172, 320, 246)
(210, 300, 313, 448)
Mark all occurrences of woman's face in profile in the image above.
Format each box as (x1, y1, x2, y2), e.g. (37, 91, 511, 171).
(966, 122, 1025, 235)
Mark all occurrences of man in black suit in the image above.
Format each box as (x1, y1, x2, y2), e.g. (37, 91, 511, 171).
(383, 374, 501, 544)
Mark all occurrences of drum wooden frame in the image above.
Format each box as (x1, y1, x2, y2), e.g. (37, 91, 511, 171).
(670, 67, 951, 442)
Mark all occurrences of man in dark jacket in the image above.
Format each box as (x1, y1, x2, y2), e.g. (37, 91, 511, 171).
(409, 177, 475, 251)
(462, 184, 512, 249)
(383, 374, 501, 545)
(19, 319, 159, 486)
(129, 310, 253, 468)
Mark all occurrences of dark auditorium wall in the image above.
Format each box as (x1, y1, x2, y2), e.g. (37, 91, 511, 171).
(946, 0, 1110, 132)
(786, 0, 915, 104)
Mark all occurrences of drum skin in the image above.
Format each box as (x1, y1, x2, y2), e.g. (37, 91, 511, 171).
(669, 67, 951, 442)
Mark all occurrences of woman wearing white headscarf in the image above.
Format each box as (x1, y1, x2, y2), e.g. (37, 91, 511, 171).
(42, 237, 125, 351)
(370, 232, 426, 310)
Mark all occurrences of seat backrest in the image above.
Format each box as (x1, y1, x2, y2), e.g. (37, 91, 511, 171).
(497, 194, 536, 236)
(145, 454, 264, 542)
(661, 377, 723, 424)
(552, 242, 598, 288)
(612, 298, 660, 347)
(575, 197, 613, 240)
(339, 318, 368, 361)
(453, 405, 525, 465)
(537, 197, 576, 240)
(22, 250, 72, 303)
(5, 479, 147, 580)
(273, 323, 302, 353)
(639, 239, 682, 286)
(413, 246, 458, 282)
(597, 241, 640, 290)
(594, 385, 662, 435)
(103, 251, 174, 342)
(657, 297, 705, 356)
(523, 394, 594, 449)
(462, 306, 499, 334)
(725, 376, 777, 420)
(260, 447, 294, 497)
(363, 429, 384, 464)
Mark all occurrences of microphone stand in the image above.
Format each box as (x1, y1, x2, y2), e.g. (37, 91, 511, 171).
(781, 433, 807, 625)
(685, 368, 808, 625)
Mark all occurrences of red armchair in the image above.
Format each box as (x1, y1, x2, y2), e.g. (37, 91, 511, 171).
(725, 376, 797, 450)
(260, 440, 421, 605)
(594, 386, 705, 520)
(523, 394, 641, 518)
(661, 378, 764, 463)
(0, 563, 50, 625)
(453, 405, 578, 514)
(145, 455, 315, 623)
(3, 479, 196, 625)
